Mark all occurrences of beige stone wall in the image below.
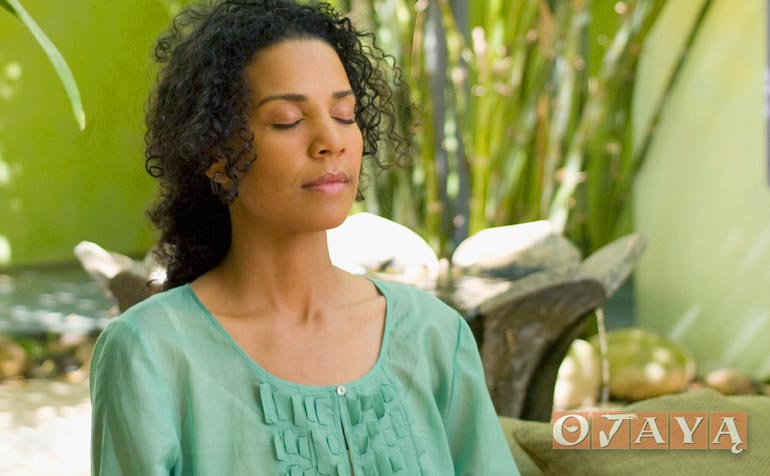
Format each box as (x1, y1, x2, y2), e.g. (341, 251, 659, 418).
(634, 0, 770, 379)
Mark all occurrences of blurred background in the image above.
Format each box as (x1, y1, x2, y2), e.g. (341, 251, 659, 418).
(0, 0, 768, 474)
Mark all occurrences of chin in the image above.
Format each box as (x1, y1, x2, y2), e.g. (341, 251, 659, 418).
(305, 204, 354, 232)
(325, 210, 353, 230)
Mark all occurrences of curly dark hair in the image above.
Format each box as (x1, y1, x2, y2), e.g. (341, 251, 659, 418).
(145, 0, 407, 289)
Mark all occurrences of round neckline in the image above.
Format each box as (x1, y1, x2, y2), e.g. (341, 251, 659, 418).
(184, 277, 392, 393)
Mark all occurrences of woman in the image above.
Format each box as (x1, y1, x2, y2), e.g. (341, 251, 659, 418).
(90, 1, 519, 474)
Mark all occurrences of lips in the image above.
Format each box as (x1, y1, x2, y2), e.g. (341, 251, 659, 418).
(302, 171, 350, 194)
(303, 171, 349, 187)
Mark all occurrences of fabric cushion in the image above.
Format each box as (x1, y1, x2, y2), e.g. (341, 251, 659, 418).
(499, 417, 543, 476)
(507, 389, 770, 476)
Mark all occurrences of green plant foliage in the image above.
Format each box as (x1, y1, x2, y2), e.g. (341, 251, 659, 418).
(153, 0, 199, 17)
(343, 0, 710, 257)
(0, 0, 171, 266)
(0, 0, 85, 130)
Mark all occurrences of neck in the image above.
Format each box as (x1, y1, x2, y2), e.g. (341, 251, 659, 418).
(203, 217, 344, 321)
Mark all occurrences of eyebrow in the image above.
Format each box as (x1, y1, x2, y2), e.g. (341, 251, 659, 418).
(256, 90, 354, 107)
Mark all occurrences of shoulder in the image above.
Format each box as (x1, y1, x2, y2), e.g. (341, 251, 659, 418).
(372, 277, 462, 325)
(115, 285, 192, 328)
(372, 278, 466, 354)
(92, 285, 195, 361)
(372, 278, 479, 402)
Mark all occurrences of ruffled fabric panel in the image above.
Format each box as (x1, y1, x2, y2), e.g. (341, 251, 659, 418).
(257, 379, 425, 476)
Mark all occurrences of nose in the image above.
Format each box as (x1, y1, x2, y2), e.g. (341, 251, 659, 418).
(309, 117, 346, 159)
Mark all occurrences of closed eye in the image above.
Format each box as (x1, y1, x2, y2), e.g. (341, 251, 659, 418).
(335, 118, 355, 125)
(272, 119, 303, 130)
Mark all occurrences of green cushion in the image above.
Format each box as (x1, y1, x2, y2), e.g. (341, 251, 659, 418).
(504, 389, 770, 476)
(499, 417, 544, 476)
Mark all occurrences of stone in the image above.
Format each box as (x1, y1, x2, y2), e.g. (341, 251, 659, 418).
(0, 334, 28, 380)
(74, 241, 166, 304)
(48, 333, 89, 354)
(29, 359, 57, 379)
(481, 277, 606, 420)
(327, 212, 440, 277)
(63, 368, 89, 383)
(476, 265, 581, 316)
(578, 233, 646, 298)
(108, 270, 156, 312)
(705, 368, 757, 395)
(451, 221, 582, 280)
(73, 241, 136, 292)
(553, 339, 601, 410)
(74, 339, 95, 370)
(589, 328, 695, 401)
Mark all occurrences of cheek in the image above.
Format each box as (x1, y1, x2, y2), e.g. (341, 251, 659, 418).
(350, 128, 365, 159)
(249, 137, 298, 177)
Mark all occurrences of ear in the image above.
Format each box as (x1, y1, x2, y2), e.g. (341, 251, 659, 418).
(205, 160, 231, 186)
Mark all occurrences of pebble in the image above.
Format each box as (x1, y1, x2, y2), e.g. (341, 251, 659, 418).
(705, 367, 757, 395)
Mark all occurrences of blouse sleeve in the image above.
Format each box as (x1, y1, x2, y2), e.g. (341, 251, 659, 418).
(90, 319, 180, 475)
(442, 316, 520, 475)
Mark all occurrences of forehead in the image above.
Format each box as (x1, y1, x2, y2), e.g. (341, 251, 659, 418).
(244, 39, 351, 101)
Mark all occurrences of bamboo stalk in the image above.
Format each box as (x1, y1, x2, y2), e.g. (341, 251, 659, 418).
(541, 2, 581, 217)
(355, 0, 706, 259)
(548, 0, 659, 233)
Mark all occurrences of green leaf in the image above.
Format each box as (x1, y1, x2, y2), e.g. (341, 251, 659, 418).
(2, 0, 86, 130)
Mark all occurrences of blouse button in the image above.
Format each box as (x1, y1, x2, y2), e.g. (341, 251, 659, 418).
(336, 385, 347, 396)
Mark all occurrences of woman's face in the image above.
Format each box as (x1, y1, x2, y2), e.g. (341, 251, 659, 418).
(228, 39, 364, 235)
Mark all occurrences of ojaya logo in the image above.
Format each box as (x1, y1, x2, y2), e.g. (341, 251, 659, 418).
(551, 411, 747, 454)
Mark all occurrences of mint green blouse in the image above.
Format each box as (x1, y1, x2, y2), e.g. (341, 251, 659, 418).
(90, 278, 519, 475)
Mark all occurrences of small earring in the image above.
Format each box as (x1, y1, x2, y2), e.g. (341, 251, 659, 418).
(212, 172, 223, 179)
